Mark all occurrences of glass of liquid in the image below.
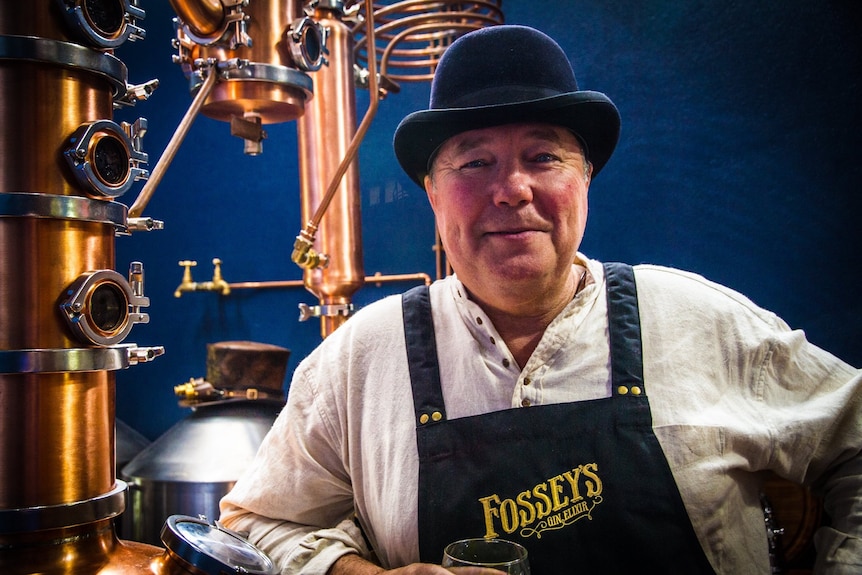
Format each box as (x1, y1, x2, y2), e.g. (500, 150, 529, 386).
(442, 538, 530, 574)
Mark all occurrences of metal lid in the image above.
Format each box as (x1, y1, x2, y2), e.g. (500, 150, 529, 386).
(161, 515, 277, 575)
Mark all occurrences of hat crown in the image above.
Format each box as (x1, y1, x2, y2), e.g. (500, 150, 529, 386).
(430, 25, 580, 110)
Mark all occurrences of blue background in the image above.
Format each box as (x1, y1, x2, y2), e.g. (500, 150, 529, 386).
(114, 1, 861, 441)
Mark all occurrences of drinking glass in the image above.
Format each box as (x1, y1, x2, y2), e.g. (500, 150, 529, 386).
(441, 538, 531, 574)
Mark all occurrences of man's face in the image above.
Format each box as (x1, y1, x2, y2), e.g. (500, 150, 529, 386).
(424, 123, 591, 304)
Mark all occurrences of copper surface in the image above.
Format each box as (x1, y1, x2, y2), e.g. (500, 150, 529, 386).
(200, 80, 307, 124)
(354, 0, 504, 82)
(0, 370, 115, 508)
(0, 3, 71, 39)
(0, 218, 115, 350)
(297, 7, 365, 337)
(0, 3, 163, 572)
(0, 520, 165, 575)
(0, 62, 115, 197)
(169, 0, 226, 40)
(177, 0, 307, 123)
(762, 473, 821, 571)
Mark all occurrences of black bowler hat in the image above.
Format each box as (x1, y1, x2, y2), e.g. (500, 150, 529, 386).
(393, 25, 621, 188)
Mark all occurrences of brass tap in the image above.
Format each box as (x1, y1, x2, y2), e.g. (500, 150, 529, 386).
(174, 258, 231, 297)
(174, 260, 198, 297)
(209, 258, 231, 295)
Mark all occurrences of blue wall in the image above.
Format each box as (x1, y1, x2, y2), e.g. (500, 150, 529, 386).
(115, 1, 861, 441)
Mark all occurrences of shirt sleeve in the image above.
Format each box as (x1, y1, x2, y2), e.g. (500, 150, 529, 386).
(219, 355, 374, 574)
(636, 264, 862, 574)
(762, 329, 862, 574)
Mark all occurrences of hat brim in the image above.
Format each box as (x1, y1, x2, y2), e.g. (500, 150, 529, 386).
(393, 91, 620, 188)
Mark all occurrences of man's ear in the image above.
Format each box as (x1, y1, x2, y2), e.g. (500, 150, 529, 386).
(423, 174, 437, 210)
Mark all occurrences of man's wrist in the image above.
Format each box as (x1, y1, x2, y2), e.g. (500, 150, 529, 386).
(327, 552, 384, 575)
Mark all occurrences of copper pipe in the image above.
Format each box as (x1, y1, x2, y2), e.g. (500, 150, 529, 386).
(128, 67, 218, 218)
(169, 0, 227, 40)
(306, 0, 379, 232)
(227, 272, 432, 291)
(379, 21, 487, 79)
(354, 0, 503, 82)
(297, 1, 373, 337)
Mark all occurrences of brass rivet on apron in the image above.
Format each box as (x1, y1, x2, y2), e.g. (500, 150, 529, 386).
(419, 413, 430, 424)
(521, 398, 531, 407)
(617, 385, 629, 395)
(431, 411, 443, 422)
(631, 386, 642, 395)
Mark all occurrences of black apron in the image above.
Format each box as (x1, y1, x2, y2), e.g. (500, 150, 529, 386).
(402, 263, 715, 574)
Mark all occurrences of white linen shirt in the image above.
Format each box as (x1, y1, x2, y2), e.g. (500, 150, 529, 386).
(220, 256, 862, 574)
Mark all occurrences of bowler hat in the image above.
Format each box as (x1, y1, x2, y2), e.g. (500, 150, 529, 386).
(393, 25, 621, 187)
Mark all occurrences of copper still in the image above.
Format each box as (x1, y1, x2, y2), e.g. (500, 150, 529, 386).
(0, 1, 167, 573)
(167, 0, 503, 337)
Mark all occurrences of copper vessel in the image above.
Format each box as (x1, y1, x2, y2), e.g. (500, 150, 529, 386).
(0, 1, 164, 572)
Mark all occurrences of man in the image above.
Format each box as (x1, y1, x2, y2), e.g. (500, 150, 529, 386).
(220, 25, 862, 574)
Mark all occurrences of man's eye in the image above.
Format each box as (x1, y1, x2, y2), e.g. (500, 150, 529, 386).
(460, 159, 488, 169)
(533, 153, 558, 163)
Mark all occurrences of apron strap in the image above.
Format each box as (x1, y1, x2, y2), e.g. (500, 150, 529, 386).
(403, 264, 645, 423)
(402, 285, 447, 426)
(603, 262, 646, 395)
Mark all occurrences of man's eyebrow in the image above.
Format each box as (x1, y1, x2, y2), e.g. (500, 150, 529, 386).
(446, 134, 492, 157)
(447, 126, 567, 156)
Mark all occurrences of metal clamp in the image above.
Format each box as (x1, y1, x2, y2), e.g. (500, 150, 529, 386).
(0, 35, 128, 98)
(0, 344, 164, 374)
(57, 0, 146, 48)
(64, 119, 149, 199)
(172, 0, 251, 49)
(59, 263, 151, 346)
(298, 302, 354, 322)
(0, 480, 128, 534)
(284, 17, 328, 71)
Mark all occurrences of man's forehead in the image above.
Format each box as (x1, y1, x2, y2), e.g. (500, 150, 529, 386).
(441, 123, 581, 155)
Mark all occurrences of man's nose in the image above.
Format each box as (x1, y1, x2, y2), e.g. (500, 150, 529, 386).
(491, 166, 533, 206)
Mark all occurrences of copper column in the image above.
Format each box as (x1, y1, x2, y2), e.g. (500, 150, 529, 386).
(0, 2, 163, 573)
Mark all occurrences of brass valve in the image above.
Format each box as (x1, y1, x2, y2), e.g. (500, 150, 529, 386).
(291, 226, 329, 270)
(174, 260, 198, 297)
(174, 258, 231, 297)
(210, 258, 231, 295)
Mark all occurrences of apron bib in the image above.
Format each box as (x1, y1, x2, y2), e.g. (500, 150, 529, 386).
(402, 263, 715, 573)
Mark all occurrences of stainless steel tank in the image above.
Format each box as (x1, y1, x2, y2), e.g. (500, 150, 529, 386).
(122, 341, 290, 545)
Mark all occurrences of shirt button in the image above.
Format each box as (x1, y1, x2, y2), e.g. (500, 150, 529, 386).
(476, 317, 483, 325)
(502, 358, 510, 368)
(523, 377, 532, 386)
(489, 336, 496, 345)
(521, 398, 531, 407)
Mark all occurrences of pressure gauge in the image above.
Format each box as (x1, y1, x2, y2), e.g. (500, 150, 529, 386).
(58, 0, 145, 48)
(60, 265, 150, 347)
(65, 119, 148, 199)
(160, 515, 278, 575)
